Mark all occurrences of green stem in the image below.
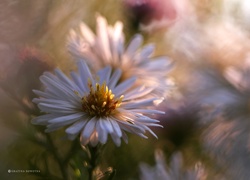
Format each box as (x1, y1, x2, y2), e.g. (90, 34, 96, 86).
(87, 145, 102, 180)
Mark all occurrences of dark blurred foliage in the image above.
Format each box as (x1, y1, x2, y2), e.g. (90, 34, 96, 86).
(158, 103, 200, 151)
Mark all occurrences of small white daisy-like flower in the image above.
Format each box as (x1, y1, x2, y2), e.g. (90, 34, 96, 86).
(140, 150, 206, 180)
(32, 61, 164, 146)
(68, 15, 172, 97)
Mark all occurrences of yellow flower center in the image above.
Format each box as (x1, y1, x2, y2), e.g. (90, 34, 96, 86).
(81, 81, 124, 117)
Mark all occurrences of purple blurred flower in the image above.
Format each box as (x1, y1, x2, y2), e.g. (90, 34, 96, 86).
(124, 0, 177, 32)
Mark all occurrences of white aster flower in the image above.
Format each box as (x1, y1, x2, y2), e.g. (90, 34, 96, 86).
(32, 61, 164, 146)
(140, 150, 206, 180)
(68, 15, 172, 97)
(193, 59, 250, 119)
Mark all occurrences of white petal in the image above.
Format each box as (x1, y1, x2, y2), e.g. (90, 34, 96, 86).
(138, 44, 155, 60)
(70, 71, 88, 93)
(96, 120, 108, 144)
(46, 120, 77, 132)
(79, 22, 95, 45)
(113, 77, 136, 96)
(40, 75, 79, 102)
(121, 131, 128, 144)
(131, 109, 165, 115)
(126, 34, 143, 58)
(97, 66, 111, 84)
(34, 98, 78, 109)
(96, 15, 111, 61)
(81, 117, 96, 140)
(100, 118, 113, 133)
(66, 120, 87, 135)
(107, 69, 122, 89)
(111, 21, 124, 61)
(48, 113, 84, 123)
(38, 103, 78, 114)
(113, 21, 123, 47)
(78, 60, 94, 83)
(54, 69, 78, 90)
(109, 119, 122, 137)
(32, 90, 54, 99)
(135, 117, 160, 123)
(140, 123, 163, 128)
(122, 98, 158, 109)
(123, 87, 154, 101)
(113, 115, 147, 136)
(31, 114, 57, 125)
(141, 57, 172, 70)
(142, 125, 158, 139)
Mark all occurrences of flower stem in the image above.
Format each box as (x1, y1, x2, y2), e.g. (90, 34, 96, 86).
(87, 144, 103, 180)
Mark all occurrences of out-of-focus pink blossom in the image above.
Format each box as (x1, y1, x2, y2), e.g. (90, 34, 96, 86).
(124, 0, 178, 32)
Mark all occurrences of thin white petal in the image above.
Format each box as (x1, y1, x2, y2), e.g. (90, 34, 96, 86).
(113, 77, 136, 96)
(81, 117, 96, 140)
(126, 34, 143, 58)
(54, 69, 78, 90)
(123, 87, 154, 101)
(143, 125, 158, 139)
(38, 103, 78, 114)
(138, 44, 155, 59)
(109, 119, 122, 137)
(100, 118, 113, 133)
(79, 22, 95, 45)
(71, 71, 88, 93)
(122, 98, 158, 109)
(97, 66, 111, 84)
(32, 114, 57, 125)
(78, 60, 93, 83)
(121, 131, 128, 144)
(96, 120, 108, 144)
(107, 69, 122, 89)
(33, 90, 54, 99)
(40, 75, 79, 102)
(131, 109, 165, 115)
(48, 113, 84, 123)
(46, 120, 77, 132)
(66, 120, 87, 135)
(96, 15, 111, 61)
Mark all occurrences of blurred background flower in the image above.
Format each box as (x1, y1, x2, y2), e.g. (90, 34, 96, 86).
(68, 15, 173, 98)
(140, 150, 206, 180)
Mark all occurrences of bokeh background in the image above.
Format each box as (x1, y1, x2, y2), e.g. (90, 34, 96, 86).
(1, 0, 250, 179)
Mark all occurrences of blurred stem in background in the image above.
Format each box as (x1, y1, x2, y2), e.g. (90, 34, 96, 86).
(82, 144, 115, 180)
